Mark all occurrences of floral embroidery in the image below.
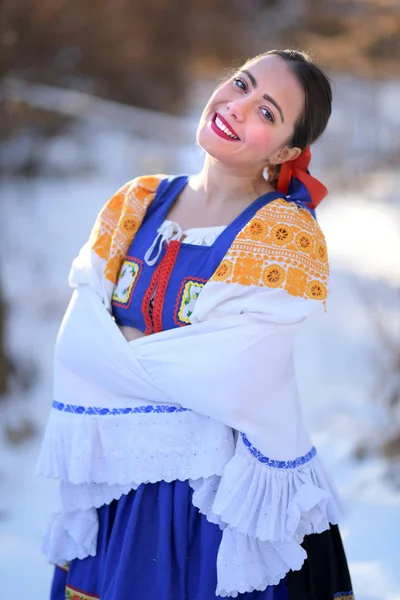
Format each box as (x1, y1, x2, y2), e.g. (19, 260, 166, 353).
(89, 176, 164, 284)
(307, 280, 327, 300)
(285, 266, 308, 297)
(270, 223, 294, 246)
(245, 218, 268, 241)
(174, 277, 207, 325)
(333, 593, 354, 600)
(210, 198, 330, 304)
(317, 241, 328, 263)
(262, 264, 285, 288)
(212, 259, 233, 282)
(52, 400, 189, 415)
(241, 433, 316, 468)
(65, 584, 99, 600)
(232, 256, 263, 286)
(112, 257, 142, 308)
(120, 215, 140, 235)
(296, 232, 312, 252)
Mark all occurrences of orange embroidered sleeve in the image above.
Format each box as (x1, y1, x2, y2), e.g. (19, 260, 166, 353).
(88, 175, 164, 284)
(211, 198, 330, 303)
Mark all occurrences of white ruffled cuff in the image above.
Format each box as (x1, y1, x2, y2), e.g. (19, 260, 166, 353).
(190, 433, 343, 596)
(216, 529, 306, 597)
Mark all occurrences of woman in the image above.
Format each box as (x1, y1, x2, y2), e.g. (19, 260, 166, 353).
(38, 49, 354, 599)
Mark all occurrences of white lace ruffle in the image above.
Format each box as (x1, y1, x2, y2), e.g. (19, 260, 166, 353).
(190, 434, 342, 543)
(43, 508, 98, 565)
(37, 407, 235, 486)
(39, 409, 343, 597)
(189, 434, 343, 595)
(216, 529, 306, 597)
(59, 480, 139, 512)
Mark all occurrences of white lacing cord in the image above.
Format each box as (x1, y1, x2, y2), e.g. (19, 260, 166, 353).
(144, 221, 183, 266)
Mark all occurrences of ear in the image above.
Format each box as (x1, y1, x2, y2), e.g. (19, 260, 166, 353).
(271, 145, 302, 165)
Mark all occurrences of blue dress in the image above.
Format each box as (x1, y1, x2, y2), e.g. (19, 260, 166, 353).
(50, 176, 353, 600)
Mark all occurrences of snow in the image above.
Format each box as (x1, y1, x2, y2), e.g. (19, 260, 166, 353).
(0, 85, 399, 598)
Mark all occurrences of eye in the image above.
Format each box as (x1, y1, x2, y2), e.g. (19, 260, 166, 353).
(233, 77, 247, 92)
(260, 107, 275, 124)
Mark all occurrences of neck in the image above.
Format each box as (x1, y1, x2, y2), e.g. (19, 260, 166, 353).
(189, 155, 274, 207)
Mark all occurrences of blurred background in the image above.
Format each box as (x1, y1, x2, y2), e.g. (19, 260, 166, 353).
(1, 0, 400, 597)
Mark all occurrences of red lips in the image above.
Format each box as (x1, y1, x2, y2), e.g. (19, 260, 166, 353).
(211, 112, 240, 142)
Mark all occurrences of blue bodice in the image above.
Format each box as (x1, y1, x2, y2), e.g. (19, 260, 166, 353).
(111, 175, 286, 333)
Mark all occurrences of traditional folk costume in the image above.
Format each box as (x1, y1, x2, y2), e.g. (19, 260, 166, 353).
(38, 156, 354, 600)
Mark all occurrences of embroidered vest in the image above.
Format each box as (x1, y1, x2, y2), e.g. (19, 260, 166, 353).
(89, 174, 329, 329)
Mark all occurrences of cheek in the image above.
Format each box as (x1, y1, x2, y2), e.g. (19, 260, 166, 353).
(247, 126, 275, 155)
(202, 88, 222, 116)
(196, 92, 219, 135)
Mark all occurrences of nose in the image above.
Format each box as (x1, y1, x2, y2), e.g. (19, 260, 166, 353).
(226, 98, 248, 122)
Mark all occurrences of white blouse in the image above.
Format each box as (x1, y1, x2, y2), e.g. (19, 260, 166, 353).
(144, 219, 227, 266)
(38, 201, 340, 597)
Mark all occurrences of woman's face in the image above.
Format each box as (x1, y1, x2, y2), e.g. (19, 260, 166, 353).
(196, 54, 305, 173)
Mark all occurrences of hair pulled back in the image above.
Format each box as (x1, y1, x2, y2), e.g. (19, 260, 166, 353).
(251, 50, 332, 187)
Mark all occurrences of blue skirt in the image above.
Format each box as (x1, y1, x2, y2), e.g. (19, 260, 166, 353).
(50, 480, 353, 600)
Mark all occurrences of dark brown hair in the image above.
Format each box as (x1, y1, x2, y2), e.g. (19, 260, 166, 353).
(247, 50, 333, 187)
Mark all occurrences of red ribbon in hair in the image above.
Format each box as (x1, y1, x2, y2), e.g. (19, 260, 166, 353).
(276, 147, 327, 209)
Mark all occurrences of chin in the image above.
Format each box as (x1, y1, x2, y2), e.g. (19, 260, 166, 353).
(197, 139, 227, 163)
(196, 125, 230, 162)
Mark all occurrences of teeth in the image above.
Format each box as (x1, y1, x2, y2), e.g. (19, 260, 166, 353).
(215, 116, 238, 139)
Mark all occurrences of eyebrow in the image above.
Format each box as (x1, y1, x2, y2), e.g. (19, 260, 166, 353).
(241, 69, 285, 123)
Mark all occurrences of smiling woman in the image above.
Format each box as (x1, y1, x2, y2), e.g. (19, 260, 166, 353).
(38, 50, 353, 600)
(197, 49, 332, 192)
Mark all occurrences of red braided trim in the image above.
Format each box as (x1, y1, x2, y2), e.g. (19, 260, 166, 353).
(152, 240, 180, 334)
(141, 253, 166, 335)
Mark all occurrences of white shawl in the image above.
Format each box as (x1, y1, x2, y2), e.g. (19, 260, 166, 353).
(37, 176, 342, 597)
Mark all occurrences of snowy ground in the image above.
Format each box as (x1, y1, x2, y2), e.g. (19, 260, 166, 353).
(1, 99, 400, 598)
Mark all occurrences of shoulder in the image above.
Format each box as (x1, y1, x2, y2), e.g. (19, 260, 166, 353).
(212, 198, 330, 303)
(244, 197, 327, 252)
(90, 174, 167, 237)
(125, 174, 167, 195)
(88, 174, 167, 281)
(111, 174, 167, 208)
